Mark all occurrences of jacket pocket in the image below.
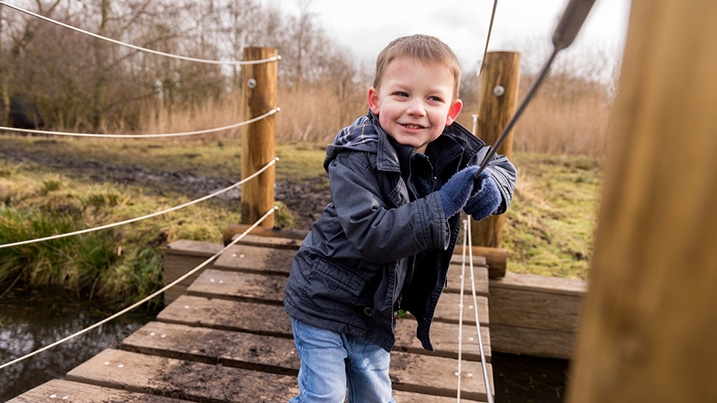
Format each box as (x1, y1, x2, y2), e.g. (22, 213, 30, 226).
(301, 257, 368, 316)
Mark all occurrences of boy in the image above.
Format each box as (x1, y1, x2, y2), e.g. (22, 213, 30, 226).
(284, 34, 516, 402)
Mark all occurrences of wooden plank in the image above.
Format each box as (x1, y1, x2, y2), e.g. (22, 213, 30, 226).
(453, 245, 508, 278)
(489, 324, 576, 360)
(186, 268, 286, 304)
(394, 389, 485, 402)
(162, 240, 222, 304)
(187, 269, 488, 325)
(445, 261, 489, 296)
(231, 233, 303, 250)
(7, 379, 189, 403)
(122, 321, 492, 400)
(66, 349, 298, 402)
(394, 319, 491, 362)
(391, 351, 493, 402)
(213, 243, 295, 275)
(163, 240, 224, 257)
(489, 286, 581, 332)
(158, 295, 293, 336)
(434, 293, 489, 326)
(223, 224, 308, 245)
(490, 271, 586, 296)
(158, 295, 490, 361)
(122, 322, 298, 374)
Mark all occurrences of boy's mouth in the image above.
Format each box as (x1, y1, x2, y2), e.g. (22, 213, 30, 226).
(401, 123, 425, 130)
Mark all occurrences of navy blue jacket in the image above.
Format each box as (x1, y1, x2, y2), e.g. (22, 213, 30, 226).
(284, 112, 516, 352)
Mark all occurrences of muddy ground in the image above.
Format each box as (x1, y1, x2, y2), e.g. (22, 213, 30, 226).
(1, 146, 570, 402)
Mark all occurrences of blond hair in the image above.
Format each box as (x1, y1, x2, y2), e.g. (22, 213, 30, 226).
(373, 34, 462, 99)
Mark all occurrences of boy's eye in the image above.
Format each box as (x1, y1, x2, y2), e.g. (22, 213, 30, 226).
(393, 91, 409, 98)
(428, 95, 444, 102)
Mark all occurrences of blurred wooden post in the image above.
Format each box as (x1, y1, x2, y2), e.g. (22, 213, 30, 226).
(567, 1, 717, 402)
(240, 47, 277, 227)
(471, 51, 521, 251)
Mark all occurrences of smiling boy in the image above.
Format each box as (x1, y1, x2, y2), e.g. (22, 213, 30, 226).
(284, 34, 517, 402)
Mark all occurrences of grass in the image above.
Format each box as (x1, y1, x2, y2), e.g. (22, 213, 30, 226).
(0, 134, 601, 307)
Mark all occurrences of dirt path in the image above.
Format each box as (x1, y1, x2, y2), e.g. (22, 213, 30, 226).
(0, 147, 331, 230)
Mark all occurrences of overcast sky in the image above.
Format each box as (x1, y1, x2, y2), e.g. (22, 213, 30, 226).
(290, 0, 632, 72)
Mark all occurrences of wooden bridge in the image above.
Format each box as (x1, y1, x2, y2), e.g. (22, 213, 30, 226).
(9, 233, 497, 402)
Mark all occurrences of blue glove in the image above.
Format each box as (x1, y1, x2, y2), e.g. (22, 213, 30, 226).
(438, 165, 479, 218)
(464, 171, 501, 222)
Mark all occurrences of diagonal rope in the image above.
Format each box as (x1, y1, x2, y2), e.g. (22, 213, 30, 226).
(0, 206, 277, 371)
(0, 1, 280, 66)
(0, 157, 279, 250)
(0, 108, 280, 138)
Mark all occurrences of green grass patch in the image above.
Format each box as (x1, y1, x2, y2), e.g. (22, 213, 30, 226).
(0, 135, 601, 307)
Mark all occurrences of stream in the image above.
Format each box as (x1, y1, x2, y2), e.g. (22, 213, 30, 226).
(0, 288, 155, 401)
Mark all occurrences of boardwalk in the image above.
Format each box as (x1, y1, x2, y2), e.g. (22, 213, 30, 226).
(9, 235, 493, 402)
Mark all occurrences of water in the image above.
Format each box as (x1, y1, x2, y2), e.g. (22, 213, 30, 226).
(0, 288, 155, 401)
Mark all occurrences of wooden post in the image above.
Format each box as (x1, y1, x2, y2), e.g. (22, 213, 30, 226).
(470, 51, 520, 251)
(567, 1, 717, 401)
(240, 47, 278, 227)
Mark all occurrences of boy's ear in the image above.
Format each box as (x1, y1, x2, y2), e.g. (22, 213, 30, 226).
(445, 99, 464, 126)
(368, 87, 380, 115)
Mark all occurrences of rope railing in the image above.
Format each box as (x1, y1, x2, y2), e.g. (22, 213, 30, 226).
(456, 219, 494, 403)
(0, 108, 280, 138)
(0, 157, 279, 250)
(0, 1, 281, 66)
(0, 206, 278, 371)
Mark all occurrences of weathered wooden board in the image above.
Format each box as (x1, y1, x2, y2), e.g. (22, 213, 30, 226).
(489, 324, 576, 359)
(162, 240, 223, 304)
(158, 295, 293, 335)
(6, 379, 190, 403)
(434, 293, 489, 326)
(394, 389, 485, 402)
(487, 272, 585, 359)
(490, 272, 586, 296)
(121, 321, 492, 400)
(445, 261, 489, 296)
(66, 349, 298, 402)
(213, 243, 296, 275)
(186, 268, 286, 304)
(488, 286, 581, 332)
(158, 295, 491, 361)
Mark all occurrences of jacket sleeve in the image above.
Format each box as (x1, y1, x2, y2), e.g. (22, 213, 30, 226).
(327, 151, 450, 264)
(470, 146, 517, 214)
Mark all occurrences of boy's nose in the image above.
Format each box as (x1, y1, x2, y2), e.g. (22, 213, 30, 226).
(406, 99, 426, 116)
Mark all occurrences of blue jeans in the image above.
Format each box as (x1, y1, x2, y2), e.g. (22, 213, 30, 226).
(289, 318, 396, 403)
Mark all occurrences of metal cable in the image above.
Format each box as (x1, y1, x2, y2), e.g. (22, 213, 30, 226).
(478, 0, 500, 77)
(0, 206, 277, 370)
(0, 157, 279, 249)
(0, 1, 280, 65)
(0, 108, 279, 138)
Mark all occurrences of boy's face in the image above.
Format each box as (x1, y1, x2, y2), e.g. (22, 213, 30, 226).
(368, 57, 463, 154)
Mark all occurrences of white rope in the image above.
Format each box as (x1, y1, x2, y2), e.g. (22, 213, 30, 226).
(0, 1, 281, 66)
(456, 220, 469, 402)
(0, 206, 277, 371)
(463, 218, 495, 403)
(0, 157, 279, 249)
(0, 108, 279, 138)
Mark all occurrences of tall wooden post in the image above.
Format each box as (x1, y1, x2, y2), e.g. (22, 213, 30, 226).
(567, 1, 717, 401)
(240, 47, 277, 227)
(471, 51, 521, 248)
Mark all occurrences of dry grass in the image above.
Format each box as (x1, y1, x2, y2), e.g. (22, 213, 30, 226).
(134, 72, 613, 158)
